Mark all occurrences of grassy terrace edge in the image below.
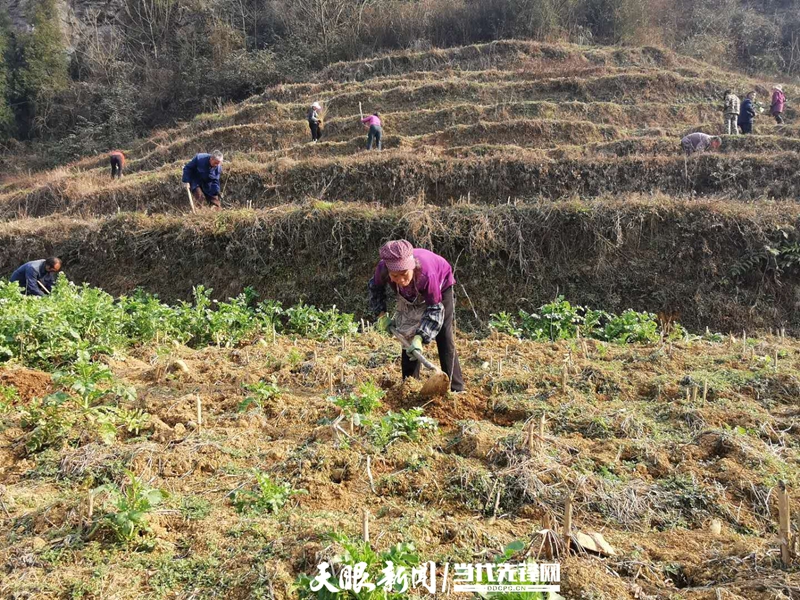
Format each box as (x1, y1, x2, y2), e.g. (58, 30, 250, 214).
(0, 198, 797, 332)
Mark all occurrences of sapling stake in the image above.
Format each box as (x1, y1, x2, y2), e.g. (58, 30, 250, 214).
(564, 495, 573, 552)
(774, 348, 779, 373)
(539, 413, 545, 443)
(196, 395, 202, 431)
(692, 385, 698, 403)
(702, 380, 708, 403)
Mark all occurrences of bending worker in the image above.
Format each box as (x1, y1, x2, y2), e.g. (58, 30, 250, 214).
(10, 257, 61, 296)
(109, 150, 125, 179)
(182, 150, 223, 210)
(361, 112, 383, 151)
(681, 132, 721, 155)
(369, 239, 464, 392)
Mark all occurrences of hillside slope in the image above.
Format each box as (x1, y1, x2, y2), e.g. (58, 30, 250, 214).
(0, 40, 799, 331)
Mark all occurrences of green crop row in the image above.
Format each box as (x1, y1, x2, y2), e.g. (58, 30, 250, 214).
(0, 278, 357, 369)
(490, 296, 685, 344)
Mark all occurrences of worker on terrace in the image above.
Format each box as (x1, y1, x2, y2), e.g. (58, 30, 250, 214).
(722, 90, 740, 135)
(771, 85, 786, 125)
(10, 257, 61, 297)
(308, 101, 323, 143)
(182, 150, 223, 210)
(109, 150, 125, 179)
(369, 240, 464, 392)
(738, 92, 757, 134)
(361, 112, 383, 151)
(681, 132, 722, 155)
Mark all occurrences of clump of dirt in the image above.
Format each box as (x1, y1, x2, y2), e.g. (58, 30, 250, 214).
(383, 379, 490, 426)
(0, 367, 52, 402)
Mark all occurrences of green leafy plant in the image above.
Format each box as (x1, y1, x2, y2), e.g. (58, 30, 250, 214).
(370, 408, 437, 449)
(0, 384, 18, 414)
(54, 352, 118, 410)
(0, 279, 360, 369)
(490, 297, 669, 344)
(602, 310, 660, 344)
(94, 471, 166, 545)
(238, 378, 282, 412)
(19, 392, 74, 453)
(229, 470, 305, 514)
(332, 381, 384, 423)
(488, 312, 520, 337)
(284, 302, 358, 340)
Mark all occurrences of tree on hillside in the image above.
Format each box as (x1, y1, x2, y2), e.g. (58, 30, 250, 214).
(0, 14, 15, 138)
(9, 0, 69, 137)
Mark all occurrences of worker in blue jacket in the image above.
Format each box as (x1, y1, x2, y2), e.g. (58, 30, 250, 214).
(10, 257, 61, 296)
(182, 150, 223, 210)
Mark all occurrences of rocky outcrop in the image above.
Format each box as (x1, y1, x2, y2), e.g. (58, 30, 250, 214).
(4, 0, 124, 52)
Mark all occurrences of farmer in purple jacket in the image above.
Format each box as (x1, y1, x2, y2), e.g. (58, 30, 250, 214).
(369, 240, 464, 392)
(771, 85, 786, 125)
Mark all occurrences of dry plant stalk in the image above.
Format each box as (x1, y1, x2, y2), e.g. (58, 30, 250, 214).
(489, 488, 501, 524)
(366, 455, 376, 494)
(362, 507, 370, 543)
(526, 420, 536, 455)
(777, 481, 791, 566)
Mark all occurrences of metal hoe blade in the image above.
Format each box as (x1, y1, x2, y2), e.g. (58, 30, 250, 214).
(419, 368, 450, 398)
(390, 327, 450, 398)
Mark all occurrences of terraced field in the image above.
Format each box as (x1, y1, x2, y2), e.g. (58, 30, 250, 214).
(1, 40, 800, 600)
(0, 40, 799, 329)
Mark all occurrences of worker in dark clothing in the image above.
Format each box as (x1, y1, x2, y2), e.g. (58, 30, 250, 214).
(182, 150, 223, 210)
(10, 257, 61, 297)
(109, 150, 125, 179)
(738, 92, 757, 134)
